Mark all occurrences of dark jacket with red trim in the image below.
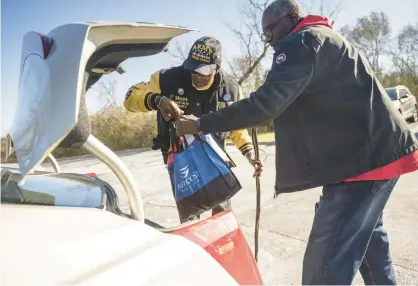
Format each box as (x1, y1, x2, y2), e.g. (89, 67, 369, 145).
(198, 15, 418, 194)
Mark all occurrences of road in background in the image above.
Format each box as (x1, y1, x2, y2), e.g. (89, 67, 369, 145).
(48, 122, 418, 285)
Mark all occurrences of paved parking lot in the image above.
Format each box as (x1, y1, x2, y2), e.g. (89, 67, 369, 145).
(48, 122, 418, 285)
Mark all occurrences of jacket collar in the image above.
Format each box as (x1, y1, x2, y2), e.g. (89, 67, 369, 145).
(288, 14, 333, 35)
(274, 15, 333, 51)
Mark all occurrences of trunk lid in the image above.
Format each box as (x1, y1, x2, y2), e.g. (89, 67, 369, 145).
(10, 22, 191, 181)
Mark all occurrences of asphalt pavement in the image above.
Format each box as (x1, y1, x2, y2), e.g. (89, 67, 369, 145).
(23, 122, 418, 284)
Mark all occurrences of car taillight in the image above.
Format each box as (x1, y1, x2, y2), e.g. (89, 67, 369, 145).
(171, 210, 263, 285)
(85, 173, 97, 178)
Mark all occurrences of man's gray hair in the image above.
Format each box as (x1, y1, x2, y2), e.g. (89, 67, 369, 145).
(264, 0, 305, 19)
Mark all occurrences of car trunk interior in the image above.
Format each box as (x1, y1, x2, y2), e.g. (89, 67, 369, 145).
(57, 41, 198, 231)
(85, 42, 167, 87)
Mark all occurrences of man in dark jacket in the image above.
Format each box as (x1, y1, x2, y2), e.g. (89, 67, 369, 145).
(124, 36, 262, 223)
(175, 0, 418, 284)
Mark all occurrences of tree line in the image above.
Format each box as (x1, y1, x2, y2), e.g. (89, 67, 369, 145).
(223, 2, 417, 130)
(340, 12, 417, 98)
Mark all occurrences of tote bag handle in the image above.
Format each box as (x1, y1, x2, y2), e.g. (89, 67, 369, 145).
(168, 121, 181, 153)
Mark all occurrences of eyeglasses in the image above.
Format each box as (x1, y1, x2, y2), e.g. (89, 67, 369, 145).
(261, 15, 288, 42)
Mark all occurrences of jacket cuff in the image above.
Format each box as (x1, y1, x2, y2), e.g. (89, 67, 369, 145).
(239, 143, 254, 157)
(145, 93, 161, 110)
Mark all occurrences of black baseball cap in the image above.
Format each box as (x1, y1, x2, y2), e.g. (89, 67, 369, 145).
(183, 36, 222, 76)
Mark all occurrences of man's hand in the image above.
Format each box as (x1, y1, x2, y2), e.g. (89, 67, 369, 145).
(158, 96, 184, 121)
(246, 152, 264, 177)
(175, 115, 200, 136)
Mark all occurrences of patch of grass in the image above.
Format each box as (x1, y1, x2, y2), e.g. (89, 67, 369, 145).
(256, 132, 275, 143)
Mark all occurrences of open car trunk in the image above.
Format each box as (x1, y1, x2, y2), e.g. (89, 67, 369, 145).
(10, 22, 192, 180)
(4, 21, 264, 285)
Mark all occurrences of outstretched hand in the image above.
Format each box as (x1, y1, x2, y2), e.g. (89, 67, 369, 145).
(246, 152, 264, 177)
(158, 97, 184, 121)
(175, 115, 200, 136)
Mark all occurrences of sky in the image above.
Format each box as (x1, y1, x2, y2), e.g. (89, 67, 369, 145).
(1, 0, 417, 136)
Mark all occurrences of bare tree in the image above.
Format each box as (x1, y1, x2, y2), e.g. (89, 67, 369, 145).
(226, 0, 344, 92)
(380, 22, 418, 97)
(229, 57, 267, 97)
(390, 23, 418, 80)
(166, 39, 189, 63)
(340, 11, 391, 74)
(166, 0, 344, 94)
(97, 80, 118, 112)
(303, 0, 343, 25)
(226, 0, 270, 87)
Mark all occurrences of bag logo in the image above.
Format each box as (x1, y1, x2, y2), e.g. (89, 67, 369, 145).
(179, 165, 189, 179)
(275, 53, 287, 65)
(176, 170, 200, 193)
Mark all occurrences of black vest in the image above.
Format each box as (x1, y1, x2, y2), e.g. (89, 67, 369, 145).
(155, 66, 240, 159)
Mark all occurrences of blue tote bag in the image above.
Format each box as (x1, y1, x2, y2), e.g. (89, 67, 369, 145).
(168, 134, 242, 217)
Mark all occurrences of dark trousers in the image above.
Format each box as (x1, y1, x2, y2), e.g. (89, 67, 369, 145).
(168, 172, 231, 224)
(303, 178, 398, 285)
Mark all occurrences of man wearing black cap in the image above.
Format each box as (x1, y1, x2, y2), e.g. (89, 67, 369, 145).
(175, 0, 418, 285)
(124, 36, 263, 223)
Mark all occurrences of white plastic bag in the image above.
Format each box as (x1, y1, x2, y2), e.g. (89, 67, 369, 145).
(183, 133, 231, 164)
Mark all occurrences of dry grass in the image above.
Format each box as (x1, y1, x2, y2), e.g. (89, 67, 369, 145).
(1, 107, 158, 163)
(86, 107, 157, 150)
(256, 132, 275, 143)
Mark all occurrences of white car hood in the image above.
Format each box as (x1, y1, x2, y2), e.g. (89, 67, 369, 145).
(1, 204, 237, 285)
